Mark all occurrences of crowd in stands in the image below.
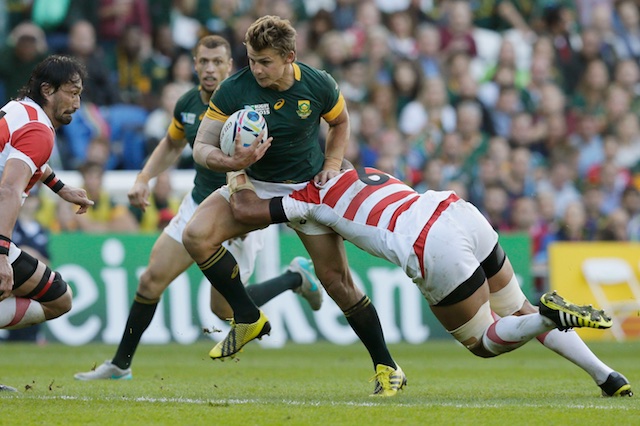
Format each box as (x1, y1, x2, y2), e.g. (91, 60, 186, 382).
(1, 0, 640, 289)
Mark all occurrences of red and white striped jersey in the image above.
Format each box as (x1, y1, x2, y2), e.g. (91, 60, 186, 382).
(0, 98, 55, 194)
(282, 167, 460, 282)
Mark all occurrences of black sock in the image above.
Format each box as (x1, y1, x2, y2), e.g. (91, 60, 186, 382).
(345, 296, 395, 370)
(112, 293, 159, 369)
(199, 247, 259, 323)
(246, 271, 300, 306)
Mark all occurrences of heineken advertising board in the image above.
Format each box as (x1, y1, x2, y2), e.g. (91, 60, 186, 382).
(44, 231, 532, 346)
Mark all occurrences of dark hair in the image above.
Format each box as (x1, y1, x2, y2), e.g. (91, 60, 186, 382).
(16, 55, 87, 107)
(193, 35, 231, 58)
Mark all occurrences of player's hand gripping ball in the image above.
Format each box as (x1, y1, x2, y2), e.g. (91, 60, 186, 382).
(219, 108, 268, 156)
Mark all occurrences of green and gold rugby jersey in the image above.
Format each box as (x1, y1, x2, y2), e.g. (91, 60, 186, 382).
(168, 86, 226, 204)
(205, 62, 346, 183)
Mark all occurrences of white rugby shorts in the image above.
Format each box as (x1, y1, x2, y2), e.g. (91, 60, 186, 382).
(416, 199, 498, 305)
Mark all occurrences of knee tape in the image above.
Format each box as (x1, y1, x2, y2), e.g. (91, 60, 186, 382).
(450, 301, 494, 348)
(26, 271, 68, 303)
(489, 275, 527, 316)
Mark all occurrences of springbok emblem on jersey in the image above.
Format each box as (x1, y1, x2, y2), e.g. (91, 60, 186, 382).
(296, 100, 311, 119)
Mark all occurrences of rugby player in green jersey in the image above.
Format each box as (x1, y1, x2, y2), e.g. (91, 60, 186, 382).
(184, 16, 405, 397)
(74, 35, 323, 381)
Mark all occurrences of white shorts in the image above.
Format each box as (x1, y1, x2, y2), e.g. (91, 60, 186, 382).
(217, 178, 334, 235)
(417, 199, 498, 305)
(163, 193, 265, 284)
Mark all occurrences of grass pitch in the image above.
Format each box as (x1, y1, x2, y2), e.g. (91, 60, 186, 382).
(0, 339, 638, 425)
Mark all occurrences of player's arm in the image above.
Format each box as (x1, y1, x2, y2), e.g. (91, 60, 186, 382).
(316, 105, 350, 185)
(227, 171, 290, 226)
(41, 164, 94, 214)
(0, 159, 32, 298)
(128, 132, 186, 211)
(193, 113, 268, 172)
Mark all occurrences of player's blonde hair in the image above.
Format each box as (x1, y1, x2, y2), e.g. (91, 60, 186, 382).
(245, 15, 296, 57)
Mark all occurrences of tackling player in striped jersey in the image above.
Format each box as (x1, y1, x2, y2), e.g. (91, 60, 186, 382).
(228, 166, 632, 397)
(0, 55, 94, 392)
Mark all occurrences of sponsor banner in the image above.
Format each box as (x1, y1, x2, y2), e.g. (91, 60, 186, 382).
(44, 231, 532, 345)
(549, 242, 640, 341)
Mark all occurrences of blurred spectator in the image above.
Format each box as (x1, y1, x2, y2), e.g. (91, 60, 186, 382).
(467, 155, 502, 208)
(612, 58, 640, 110)
(543, 4, 581, 95)
(54, 161, 138, 233)
(568, 111, 605, 179)
(415, 23, 442, 78)
(535, 199, 591, 264)
(577, 26, 617, 77)
(437, 131, 466, 185)
(455, 76, 496, 135)
(390, 58, 423, 117)
(306, 9, 334, 52)
(356, 104, 386, 167)
(316, 30, 351, 78)
(413, 157, 445, 193)
(613, 0, 640, 63)
(169, 51, 197, 86)
(509, 195, 539, 234)
(456, 100, 489, 176)
(399, 76, 456, 140)
(489, 85, 522, 138)
(339, 58, 369, 103)
(97, 0, 151, 56)
(536, 158, 581, 219)
(65, 19, 121, 106)
(597, 207, 631, 240)
(439, 0, 477, 59)
(603, 83, 631, 133)
(0, 22, 48, 103)
(146, 23, 180, 96)
(443, 51, 472, 103)
(614, 112, 640, 170)
(581, 183, 607, 239)
(368, 82, 398, 129)
(570, 58, 609, 118)
(481, 183, 511, 231)
(107, 24, 153, 108)
(361, 24, 395, 84)
(348, 2, 384, 60)
(196, 0, 239, 40)
(502, 146, 537, 200)
(622, 185, 640, 240)
(386, 10, 417, 59)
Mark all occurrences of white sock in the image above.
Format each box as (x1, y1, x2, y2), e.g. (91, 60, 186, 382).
(483, 314, 554, 355)
(537, 330, 613, 385)
(0, 296, 46, 329)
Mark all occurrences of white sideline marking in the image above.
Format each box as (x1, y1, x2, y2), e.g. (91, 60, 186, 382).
(6, 395, 635, 410)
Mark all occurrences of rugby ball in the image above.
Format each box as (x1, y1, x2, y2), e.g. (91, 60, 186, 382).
(219, 108, 268, 156)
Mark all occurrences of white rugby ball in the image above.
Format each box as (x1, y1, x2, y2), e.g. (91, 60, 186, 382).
(219, 108, 268, 156)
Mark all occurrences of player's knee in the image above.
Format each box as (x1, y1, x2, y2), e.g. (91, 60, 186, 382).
(450, 301, 498, 358)
(182, 223, 201, 255)
(137, 268, 169, 299)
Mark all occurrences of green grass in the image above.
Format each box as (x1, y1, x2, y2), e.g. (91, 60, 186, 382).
(0, 340, 638, 425)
